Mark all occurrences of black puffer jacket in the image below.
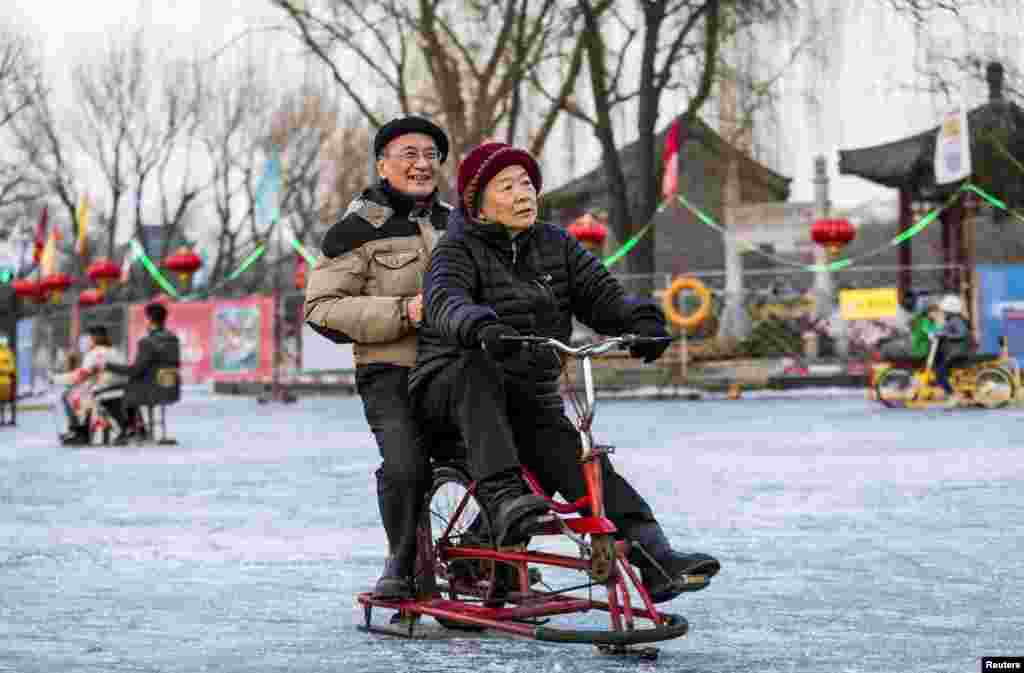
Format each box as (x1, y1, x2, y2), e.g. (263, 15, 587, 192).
(408, 208, 664, 405)
(105, 327, 182, 406)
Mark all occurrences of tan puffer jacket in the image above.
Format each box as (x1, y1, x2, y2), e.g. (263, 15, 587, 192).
(304, 185, 448, 368)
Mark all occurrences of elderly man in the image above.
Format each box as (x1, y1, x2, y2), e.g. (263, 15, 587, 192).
(305, 116, 451, 600)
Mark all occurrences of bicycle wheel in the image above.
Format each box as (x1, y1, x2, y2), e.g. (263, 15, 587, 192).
(875, 368, 914, 408)
(427, 464, 495, 631)
(973, 367, 1015, 409)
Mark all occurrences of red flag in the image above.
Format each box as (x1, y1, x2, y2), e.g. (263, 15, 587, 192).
(32, 206, 49, 265)
(661, 117, 681, 200)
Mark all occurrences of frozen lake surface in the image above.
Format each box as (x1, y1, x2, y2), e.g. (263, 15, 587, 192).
(4, 391, 1023, 672)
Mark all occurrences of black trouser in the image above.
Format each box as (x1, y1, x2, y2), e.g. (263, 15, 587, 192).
(934, 341, 968, 394)
(413, 351, 654, 530)
(61, 390, 85, 431)
(356, 364, 432, 574)
(100, 397, 130, 430)
(93, 386, 138, 432)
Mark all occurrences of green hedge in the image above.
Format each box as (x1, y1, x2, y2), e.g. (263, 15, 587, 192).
(737, 318, 803, 358)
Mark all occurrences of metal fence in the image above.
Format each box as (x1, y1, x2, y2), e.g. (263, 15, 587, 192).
(655, 264, 964, 360)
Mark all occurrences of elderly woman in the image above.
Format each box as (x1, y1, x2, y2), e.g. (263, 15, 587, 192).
(409, 142, 720, 603)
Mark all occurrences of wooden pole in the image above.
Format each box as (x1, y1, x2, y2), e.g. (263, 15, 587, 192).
(964, 201, 981, 345)
(898, 189, 912, 302)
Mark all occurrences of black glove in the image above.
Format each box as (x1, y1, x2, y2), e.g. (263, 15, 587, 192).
(628, 319, 672, 363)
(478, 323, 523, 361)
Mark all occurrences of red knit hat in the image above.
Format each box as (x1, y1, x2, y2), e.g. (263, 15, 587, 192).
(457, 142, 543, 217)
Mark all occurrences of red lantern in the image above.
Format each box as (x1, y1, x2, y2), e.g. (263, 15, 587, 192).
(13, 278, 42, 303)
(163, 246, 202, 286)
(294, 258, 307, 291)
(86, 257, 121, 292)
(811, 218, 856, 261)
(568, 213, 609, 253)
(78, 288, 104, 307)
(40, 272, 74, 304)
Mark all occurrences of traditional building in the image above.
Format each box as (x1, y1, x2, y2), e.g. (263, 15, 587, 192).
(838, 62, 1024, 301)
(540, 115, 791, 280)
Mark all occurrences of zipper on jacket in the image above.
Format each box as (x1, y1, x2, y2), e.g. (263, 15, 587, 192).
(512, 240, 518, 266)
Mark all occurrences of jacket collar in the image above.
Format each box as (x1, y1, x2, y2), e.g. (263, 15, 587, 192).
(450, 207, 536, 252)
(369, 180, 441, 216)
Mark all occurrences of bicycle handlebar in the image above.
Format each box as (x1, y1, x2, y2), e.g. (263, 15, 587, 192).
(499, 334, 676, 359)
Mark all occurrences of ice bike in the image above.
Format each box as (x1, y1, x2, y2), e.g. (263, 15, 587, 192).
(357, 335, 710, 659)
(873, 335, 1019, 409)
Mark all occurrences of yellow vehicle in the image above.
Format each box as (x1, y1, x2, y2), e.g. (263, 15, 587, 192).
(873, 335, 1020, 409)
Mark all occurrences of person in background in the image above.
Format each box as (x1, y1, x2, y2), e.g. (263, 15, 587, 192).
(103, 302, 181, 440)
(909, 300, 942, 360)
(931, 294, 972, 407)
(0, 336, 16, 426)
(52, 326, 127, 444)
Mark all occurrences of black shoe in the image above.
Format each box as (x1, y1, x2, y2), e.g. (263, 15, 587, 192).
(476, 470, 551, 546)
(640, 551, 720, 603)
(60, 429, 90, 446)
(373, 557, 414, 601)
(112, 429, 138, 446)
(624, 520, 720, 604)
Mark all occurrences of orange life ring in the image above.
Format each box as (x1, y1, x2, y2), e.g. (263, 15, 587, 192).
(662, 276, 711, 329)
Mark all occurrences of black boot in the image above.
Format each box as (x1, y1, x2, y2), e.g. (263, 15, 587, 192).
(60, 425, 90, 446)
(475, 469, 552, 546)
(623, 520, 720, 604)
(374, 556, 414, 601)
(372, 469, 423, 601)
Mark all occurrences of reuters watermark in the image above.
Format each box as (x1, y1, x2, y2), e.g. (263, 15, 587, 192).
(983, 657, 1024, 671)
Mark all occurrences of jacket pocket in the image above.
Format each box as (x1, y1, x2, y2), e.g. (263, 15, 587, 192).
(371, 249, 423, 297)
(373, 250, 420, 269)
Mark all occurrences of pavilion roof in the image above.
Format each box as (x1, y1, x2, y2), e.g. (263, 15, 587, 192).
(838, 62, 1024, 206)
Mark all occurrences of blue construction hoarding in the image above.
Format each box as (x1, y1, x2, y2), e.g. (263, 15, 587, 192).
(978, 265, 1024, 360)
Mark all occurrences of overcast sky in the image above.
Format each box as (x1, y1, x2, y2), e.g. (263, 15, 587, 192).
(9, 0, 1020, 211)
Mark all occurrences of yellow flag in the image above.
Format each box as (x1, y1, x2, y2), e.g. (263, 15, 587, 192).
(75, 195, 90, 257)
(40, 227, 60, 276)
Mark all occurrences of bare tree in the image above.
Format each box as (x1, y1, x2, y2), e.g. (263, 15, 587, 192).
(269, 0, 582, 161)
(268, 85, 370, 245)
(910, 2, 1022, 110)
(60, 30, 207, 302)
(560, 1, 796, 279)
(192, 61, 370, 296)
(195, 61, 273, 295)
(6, 92, 80, 261)
(0, 20, 47, 237)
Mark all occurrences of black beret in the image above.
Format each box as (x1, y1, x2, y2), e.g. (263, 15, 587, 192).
(373, 116, 449, 164)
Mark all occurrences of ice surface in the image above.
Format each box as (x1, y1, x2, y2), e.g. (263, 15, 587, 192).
(3, 393, 1022, 672)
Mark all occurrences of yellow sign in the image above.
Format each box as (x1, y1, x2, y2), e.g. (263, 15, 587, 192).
(840, 288, 899, 320)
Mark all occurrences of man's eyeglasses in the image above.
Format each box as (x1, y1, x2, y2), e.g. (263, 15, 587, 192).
(384, 148, 442, 164)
